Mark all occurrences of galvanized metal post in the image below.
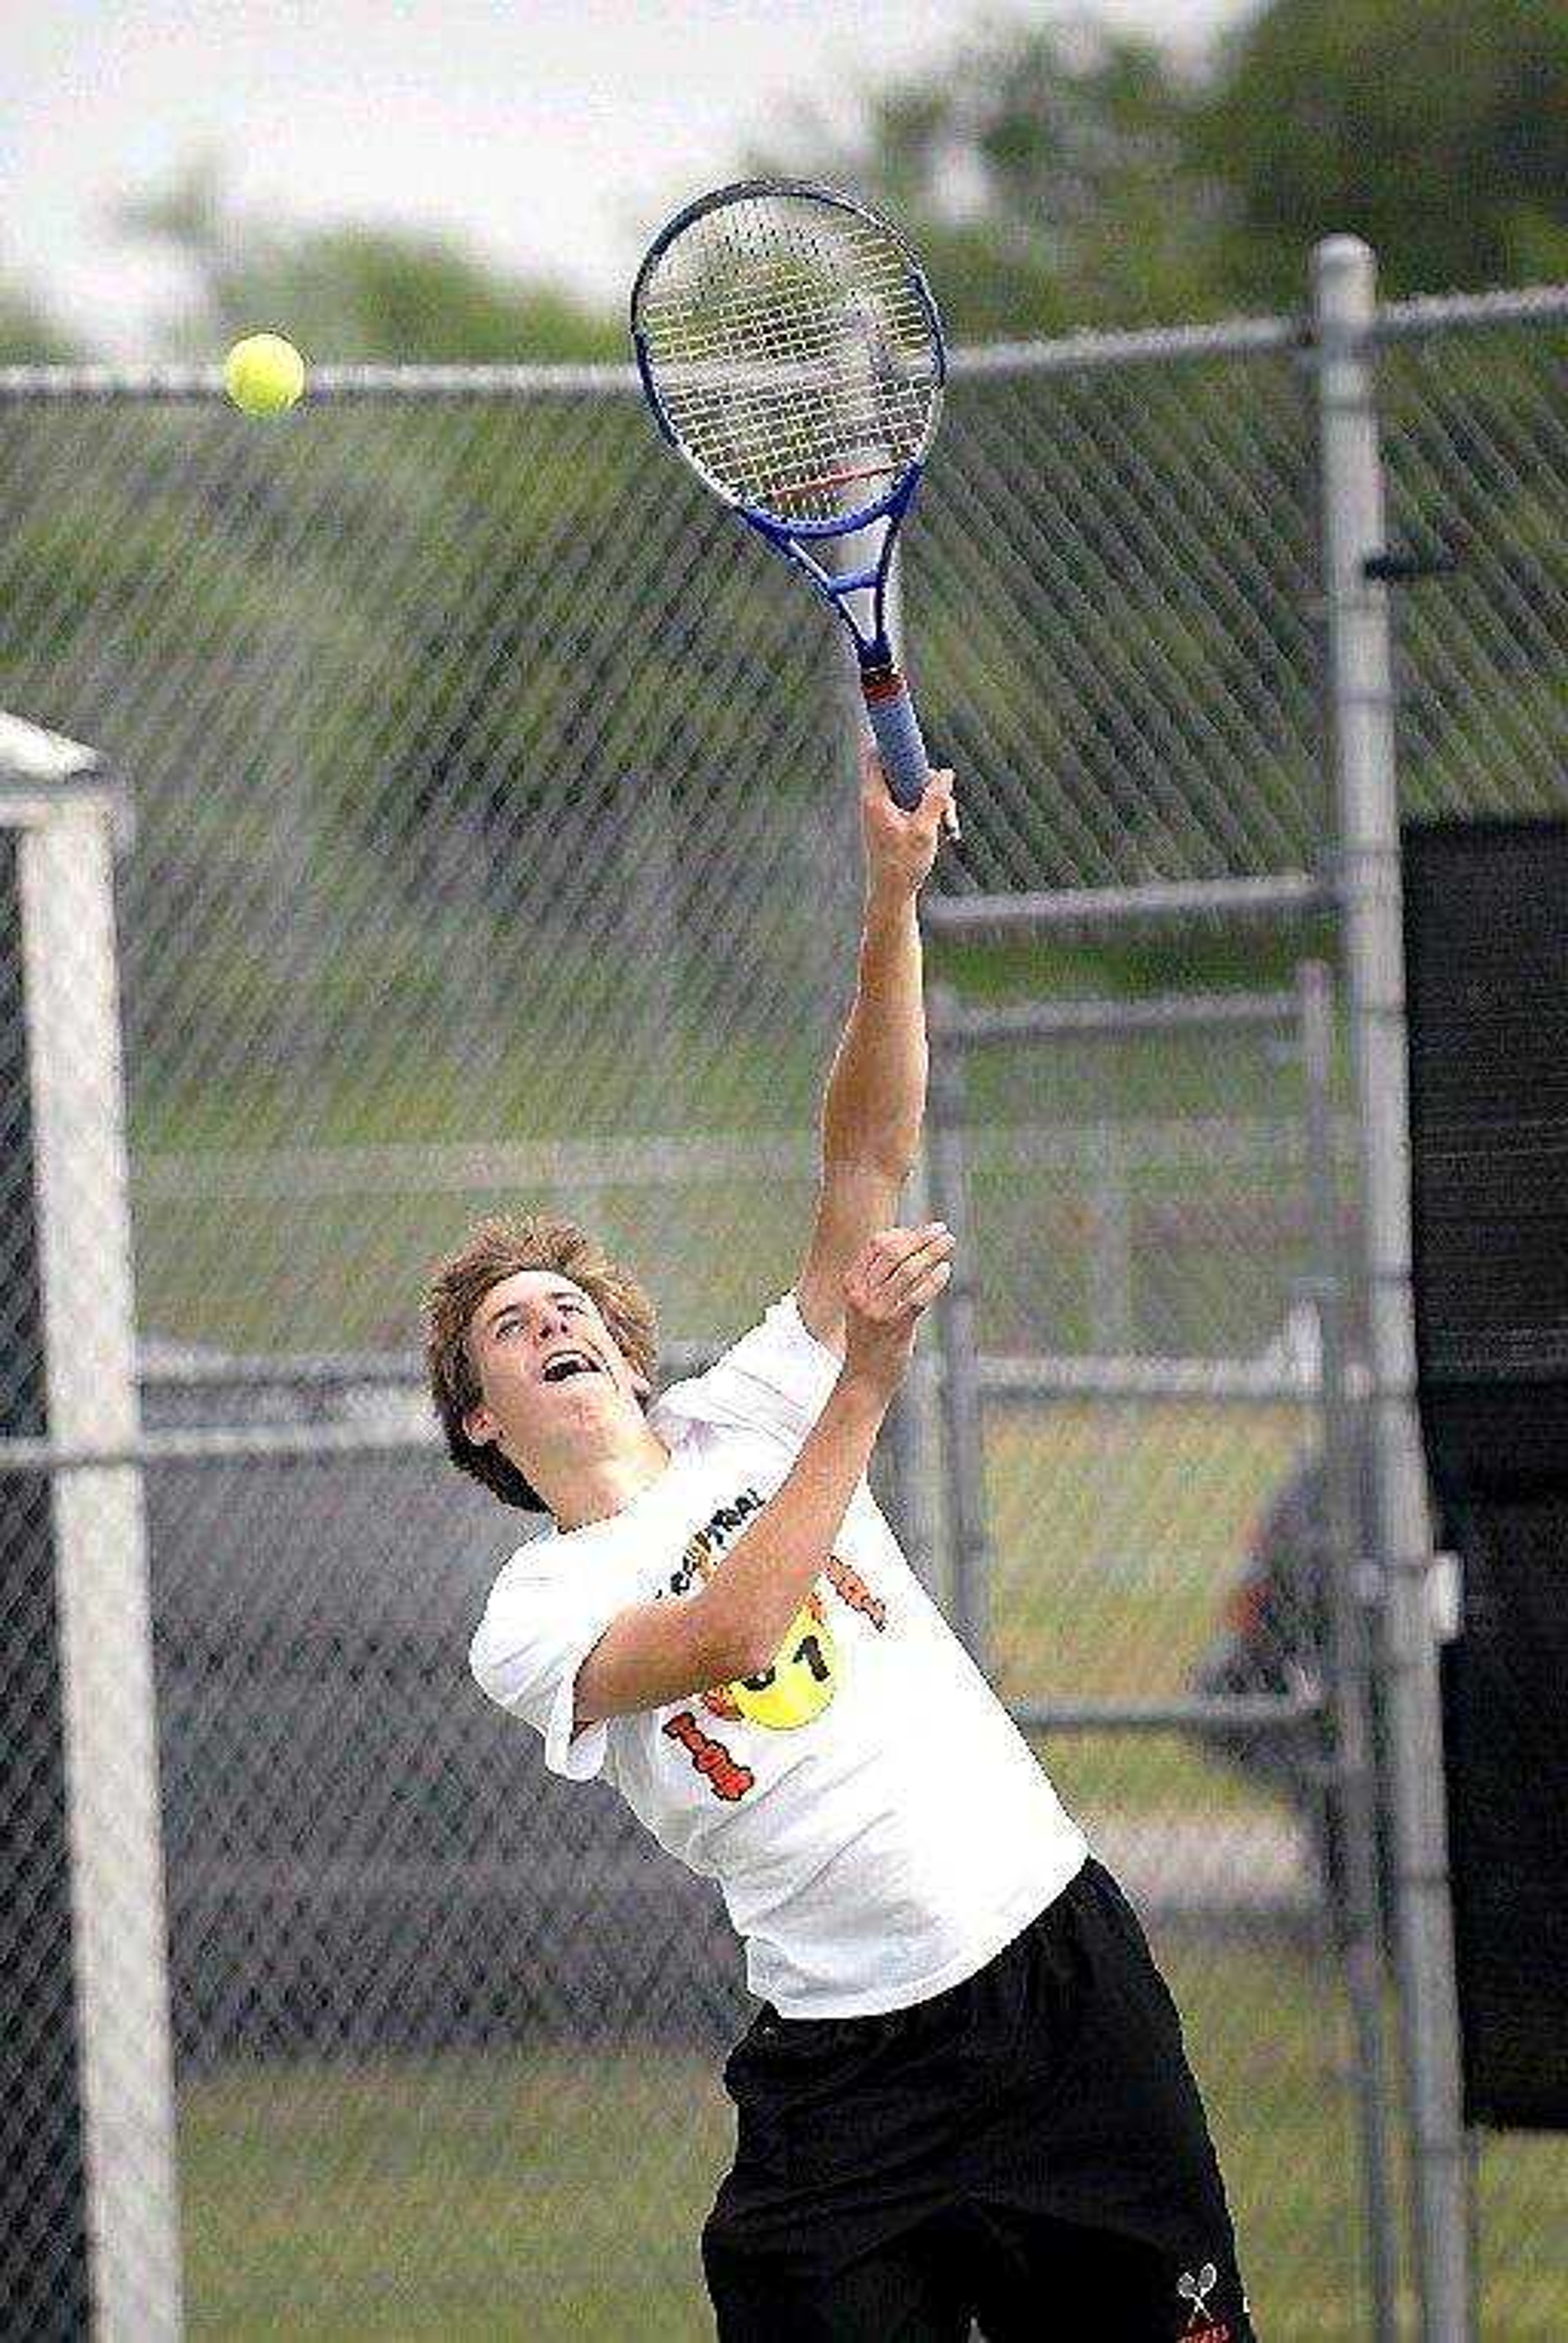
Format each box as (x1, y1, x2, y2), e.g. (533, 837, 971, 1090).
(1298, 957, 1401, 2343)
(3, 722, 184, 2341)
(1312, 234, 1471, 2341)
(924, 983, 993, 1668)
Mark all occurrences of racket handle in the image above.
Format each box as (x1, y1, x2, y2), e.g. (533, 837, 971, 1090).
(861, 666, 930, 811)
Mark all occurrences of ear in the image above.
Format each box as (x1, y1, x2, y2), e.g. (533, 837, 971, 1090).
(463, 1404, 499, 1448)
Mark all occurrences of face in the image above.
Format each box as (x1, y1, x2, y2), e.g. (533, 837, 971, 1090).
(463, 1269, 650, 1475)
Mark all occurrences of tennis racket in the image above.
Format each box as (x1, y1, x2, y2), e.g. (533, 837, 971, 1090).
(631, 178, 946, 811)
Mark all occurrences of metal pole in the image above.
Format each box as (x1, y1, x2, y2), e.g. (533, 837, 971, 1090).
(14, 773, 184, 2340)
(1313, 233, 1471, 2341)
(920, 871, 1328, 938)
(1298, 957, 1401, 2343)
(925, 984, 993, 1668)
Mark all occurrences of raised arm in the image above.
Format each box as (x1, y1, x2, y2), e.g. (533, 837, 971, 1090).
(795, 744, 957, 1355)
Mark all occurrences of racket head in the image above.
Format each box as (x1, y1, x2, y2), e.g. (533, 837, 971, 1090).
(630, 179, 946, 530)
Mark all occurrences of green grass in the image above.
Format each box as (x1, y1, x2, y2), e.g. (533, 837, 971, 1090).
(180, 2046, 729, 2340)
(177, 1955, 1568, 2339)
(124, 989, 1320, 1357)
(984, 1400, 1311, 1816)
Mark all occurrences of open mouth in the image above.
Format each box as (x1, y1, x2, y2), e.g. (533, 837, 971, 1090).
(541, 1350, 604, 1385)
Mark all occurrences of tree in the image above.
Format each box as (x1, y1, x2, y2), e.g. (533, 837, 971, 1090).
(118, 158, 620, 361)
(753, 0, 1568, 333)
(0, 275, 83, 362)
(1200, 0, 1568, 303)
(748, 18, 1225, 338)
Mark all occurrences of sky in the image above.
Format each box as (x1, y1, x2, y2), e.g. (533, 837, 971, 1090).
(7, 0, 1257, 357)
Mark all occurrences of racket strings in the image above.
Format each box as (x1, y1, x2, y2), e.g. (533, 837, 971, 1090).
(637, 192, 940, 523)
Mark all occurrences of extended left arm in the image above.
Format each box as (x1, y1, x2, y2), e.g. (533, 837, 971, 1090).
(795, 748, 957, 1353)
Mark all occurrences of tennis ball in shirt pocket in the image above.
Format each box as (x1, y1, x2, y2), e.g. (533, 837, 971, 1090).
(730, 1604, 840, 1729)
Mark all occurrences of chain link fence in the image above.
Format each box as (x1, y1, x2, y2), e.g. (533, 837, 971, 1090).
(2, 268, 1568, 2337)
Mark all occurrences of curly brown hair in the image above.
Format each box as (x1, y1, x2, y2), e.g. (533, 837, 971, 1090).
(423, 1213, 659, 1512)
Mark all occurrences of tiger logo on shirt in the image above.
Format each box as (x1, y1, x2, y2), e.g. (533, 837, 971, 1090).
(704, 1590, 837, 1730)
(657, 1490, 889, 1744)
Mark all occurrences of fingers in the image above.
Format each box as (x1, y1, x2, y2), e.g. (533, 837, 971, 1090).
(860, 744, 960, 839)
(847, 1223, 956, 1317)
(898, 1256, 953, 1311)
(924, 770, 960, 840)
(858, 1221, 951, 1281)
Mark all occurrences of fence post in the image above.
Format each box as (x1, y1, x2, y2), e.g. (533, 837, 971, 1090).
(2, 724, 183, 2340)
(1298, 957, 1401, 2343)
(1312, 233, 1471, 2341)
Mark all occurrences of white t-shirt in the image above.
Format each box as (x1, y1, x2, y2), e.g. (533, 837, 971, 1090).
(469, 1295, 1087, 2019)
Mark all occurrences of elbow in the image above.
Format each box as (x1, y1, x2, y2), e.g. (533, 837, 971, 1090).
(690, 1597, 768, 1689)
(821, 1141, 917, 1187)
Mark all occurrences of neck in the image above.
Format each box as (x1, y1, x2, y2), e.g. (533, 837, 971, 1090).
(541, 1419, 672, 1531)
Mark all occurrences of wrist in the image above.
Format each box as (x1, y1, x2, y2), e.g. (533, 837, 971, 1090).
(863, 875, 920, 927)
(832, 1357, 898, 1412)
(833, 1357, 902, 1420)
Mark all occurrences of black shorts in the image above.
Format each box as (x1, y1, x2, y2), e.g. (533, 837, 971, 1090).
(702, 1858, 1255, 2342)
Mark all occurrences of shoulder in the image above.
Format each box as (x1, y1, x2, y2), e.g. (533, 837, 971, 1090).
(482, 1527, 561, 1599)
(472, 1514, 619, 1637)
(655, 1294, 838, 1439)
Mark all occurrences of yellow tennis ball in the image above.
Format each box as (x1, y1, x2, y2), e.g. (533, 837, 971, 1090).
(223, 334, 305, 418)
(730, 1604, 840, 1730)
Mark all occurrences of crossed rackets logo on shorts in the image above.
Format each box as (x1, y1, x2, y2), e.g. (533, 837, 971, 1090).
(1176, 2260, 1232, 2341)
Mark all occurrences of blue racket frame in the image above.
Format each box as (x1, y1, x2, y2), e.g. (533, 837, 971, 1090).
(740, 471, 930, 809)
(631, 179, 946, 812)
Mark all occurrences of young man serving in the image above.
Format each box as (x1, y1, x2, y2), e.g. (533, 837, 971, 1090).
(430, 751, 1254, 2341)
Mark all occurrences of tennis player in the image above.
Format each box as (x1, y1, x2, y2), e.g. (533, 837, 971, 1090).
(431, 749, 1254, 2341)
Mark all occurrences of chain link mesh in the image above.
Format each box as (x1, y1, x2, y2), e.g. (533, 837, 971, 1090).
(921, 340, 1321, 893)
(939, 1000, 1371, 2327)
(1, 296, 1565, 2335)
(1375, 302, 1568, 2342)
(0, 381, 853, 2339)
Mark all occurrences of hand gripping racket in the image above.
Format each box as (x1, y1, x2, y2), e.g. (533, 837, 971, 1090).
(631, 179, 946, 811)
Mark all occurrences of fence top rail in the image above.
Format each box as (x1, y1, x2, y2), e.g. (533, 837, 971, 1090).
(1373, 278, 1568, 343)
(948, 309, 1303, 379)
(933, 988, 1299, 1046)
(0, 312, 1310, 410)
(0, 361, 647, 403)
(133, 1127, 819, 1200)
(0, 1422, 444, 1473)
(3, 280, 1563, 408)
(137, 1335, 718, 1389)
(980, 1350, 1329, 1403)
(925, 872, 1328, 938)
(1009, 1691, 1323, 1733)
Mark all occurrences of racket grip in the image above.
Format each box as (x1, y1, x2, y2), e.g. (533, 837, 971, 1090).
(861, 668, 930, 811)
